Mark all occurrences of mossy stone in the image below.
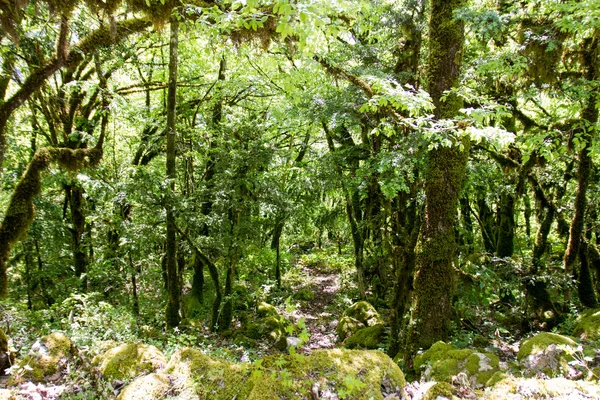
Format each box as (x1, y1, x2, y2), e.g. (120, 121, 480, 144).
(414, 341, 499, 387)
(517, 332, 578, 377)
(116, 372, 170, 400)
(337, 316, 366, 341)
(244, 323, 265, 340)
(344, 324, 385, 349)
(94, 343, 167, 381)
(17, 332, 74, 382)
(517, 332, 578, 360)
(485, 371, 509, 387)
(234, 333, 257, 348)
(166, 348, 251, 400)
(423, 382, 455, 400)
(573, 308, 600, 341)
(257, 302, 278, 318)
(343, 301, 383, 327)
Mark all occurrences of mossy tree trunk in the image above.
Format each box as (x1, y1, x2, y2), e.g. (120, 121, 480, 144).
(564, 36, 598, 302)
(66, 184, 88, 292)
(404, 0, 468, 368)
(165, 17, 181, 329)
(476, 196, 496, 254)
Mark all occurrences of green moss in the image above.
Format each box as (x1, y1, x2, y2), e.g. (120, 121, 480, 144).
(166, 348, 251, 400)
(244, 323, 265, 340)
(414, 341, 499, 387)
(17, 332, 74, 382)
(337, 316, 365, 341)
(423, 382, 455, 400)
(344, 324, 385, 349)
(257, 302, 278, 318)
(517, 332, 577, 360)
(485, 371, 508, 387)
(116, 372, 170, 400)
(94, 343, 167, 381)
(343, 301, 383, 327)
(573, 308, 600, 341)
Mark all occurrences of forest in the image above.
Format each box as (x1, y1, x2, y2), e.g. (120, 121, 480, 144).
(0, 0, 599, 398)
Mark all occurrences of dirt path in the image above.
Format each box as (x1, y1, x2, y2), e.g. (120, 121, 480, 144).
(287, 263, 341, 352)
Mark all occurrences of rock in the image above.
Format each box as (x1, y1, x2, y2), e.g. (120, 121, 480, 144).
(343, 301, 384, 327)
(233, 333, 257, 348)
(15, 332, 74, 382)
(165, 348, 251, 400)
(344, 324, 385, 349)
(413, 341, 500, 388)
(93, 343, 167, 381)
(337, 316, 366, 341)
(573, 308, 600, 341)
(517, 332, 578, 377)
(257, 302, 278, 318)
(481, 376, 600, 399)
(423, 382, 455, 400)
(244, 322, 265, 340)
(116, 372, 170, 400)
(247, 349, 406, 399)
(119, 347, 405, 400)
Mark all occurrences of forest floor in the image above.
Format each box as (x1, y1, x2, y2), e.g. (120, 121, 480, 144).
(285, 260, 341, 352)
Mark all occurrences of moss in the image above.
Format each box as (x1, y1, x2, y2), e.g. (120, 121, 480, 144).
(233, 333, 257, 348)
(485, 371, 508, 387)
(343, 301, 383, 327)
(166, 348, 251, 400)
(257, 302, 278, 318)
(423, 382, 454, 400)
(337, 316, 365, 341)
(17, 332, 74, 382)
(94, 343, 167, 381)
(517, 332, 577, 360)
(244, 322, 265, 340)
(414, 341, 499, 387)
(116, 372, 170, 400)
(573, 308, 600, 341)
(344, 324, 385, 349)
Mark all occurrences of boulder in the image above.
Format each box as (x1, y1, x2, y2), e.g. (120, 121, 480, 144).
(517, 332, 578, 377)
(93, 343, 167, 381)
(343, 324, 385, 349)
(343, 301, 384, 327)
(119, 348, 405, 400)
(414, 341, 500, 388)
(257, 302, 278, 318)
(336, 316, 366, 341)
(573, 308, 600, 341)
(15, 332, 74, 382)
(117, 373, 170, 400)
(423, 382, 455, 400)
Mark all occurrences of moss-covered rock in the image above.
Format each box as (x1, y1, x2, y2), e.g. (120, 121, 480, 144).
(16, 332, 74, 382)
(423, 381, 455, 400)
(413, 341, 500, 388)
(119, 347, 404, 400)
(242, 307, 290, 350)
(517, 332, 578, 377)
(344, 324, 385, 349)
(573, 308, 600, 341)
(337, 316, 366, 341)
(257, 302, 278, 318)
(248, 349, 405, 400)
(343, 301, 384, 327)
(94, 343, 167, 381)
(481, 376, 600, 399)
(166, 348, 251, 400)
(116, 372, 170, 400)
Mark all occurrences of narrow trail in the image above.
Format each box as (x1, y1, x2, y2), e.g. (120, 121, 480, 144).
(288, 262, 341, 352)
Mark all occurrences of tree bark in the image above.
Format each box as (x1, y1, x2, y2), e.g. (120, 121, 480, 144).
(405, 0, 467, 369)
(165, 18, 181, 329)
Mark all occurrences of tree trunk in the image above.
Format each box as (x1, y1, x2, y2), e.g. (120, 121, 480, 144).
(271, 219, 284, 287)
(563, 37, 598, 297)
(578, 242, 598, 308)
(165, 17, 181, 329)
(405, 0, 467, 368)
(496, 191, 515, 257)
(67, 184, 88, 292)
